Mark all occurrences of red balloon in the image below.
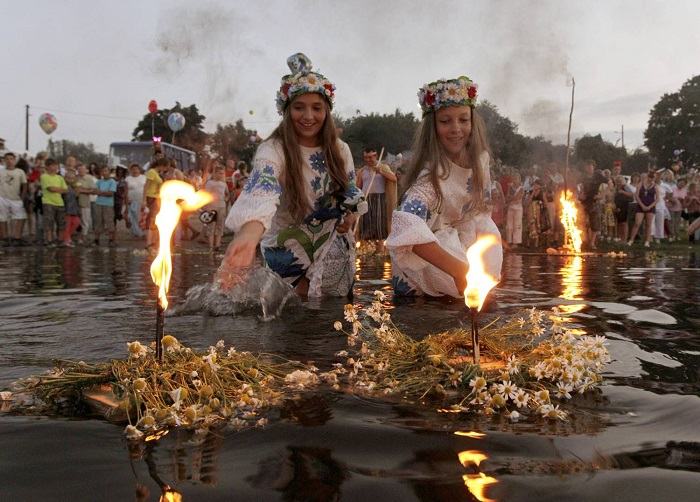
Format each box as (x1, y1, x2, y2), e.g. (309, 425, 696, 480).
(148, 100, 158, 114)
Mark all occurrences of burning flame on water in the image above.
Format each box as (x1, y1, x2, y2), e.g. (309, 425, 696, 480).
(151, 181, 212, 309)
(559, 190, 583, 254)
(464, 235, 499, 312)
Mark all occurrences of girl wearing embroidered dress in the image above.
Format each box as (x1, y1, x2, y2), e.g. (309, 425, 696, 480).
(218, 53, 365, 297)
(386, 76, 502, 297)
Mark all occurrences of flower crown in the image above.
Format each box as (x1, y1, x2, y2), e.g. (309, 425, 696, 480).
(417, 76, 478, 115)
(276, 53, 336, 115)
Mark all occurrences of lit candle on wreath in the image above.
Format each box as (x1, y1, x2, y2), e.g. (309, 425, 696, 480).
(150, 181, 212, 362)
(464, 235, 499, 364)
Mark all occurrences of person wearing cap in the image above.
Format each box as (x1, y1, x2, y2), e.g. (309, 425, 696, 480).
(218, 53, 366, 297)
(386, 76, 502, 297)
(0, 152, 28, 245)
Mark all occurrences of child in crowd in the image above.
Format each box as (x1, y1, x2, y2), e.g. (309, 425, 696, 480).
(203, 165, 229, 252)
(386, 75, 502, 297)
(62, 173, 81, 247)
(40, 158, 68, 245)
(94, 166, 117, 246)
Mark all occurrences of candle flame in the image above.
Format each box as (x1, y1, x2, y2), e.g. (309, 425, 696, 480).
(463, 472, 498, 502)
(464, 235, 499, 311)
(559, 190, 583, 254)
(151, 181, 212, 309)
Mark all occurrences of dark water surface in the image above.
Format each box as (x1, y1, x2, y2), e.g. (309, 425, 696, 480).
(1, 245, 699, 501)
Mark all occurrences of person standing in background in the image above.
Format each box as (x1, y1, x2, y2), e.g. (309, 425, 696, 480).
(93, 166, 117, 246)
(40, 158, 68, 245)
(125, 163, 146, 238)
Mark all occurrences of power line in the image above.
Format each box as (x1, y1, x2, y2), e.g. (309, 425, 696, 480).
(30, 105, 138, 121)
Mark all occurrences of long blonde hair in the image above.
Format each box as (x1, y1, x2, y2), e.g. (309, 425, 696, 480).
(399, 107, 491, 212)
(269, 98, 348, 221)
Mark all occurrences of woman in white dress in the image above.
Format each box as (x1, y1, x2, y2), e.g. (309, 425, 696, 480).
(219, 53, 366, 297)
(386, 76, 502, 297)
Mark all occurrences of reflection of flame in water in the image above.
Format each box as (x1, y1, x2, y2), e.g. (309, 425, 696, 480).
(560, 255, 585, 314)
(151, 181, 212, 309)
(459, 450, 487, 467)
(559, 190, 583, 254)
(465, 235, 499, 311)
(458, 445, 498, 501)
(454, 431, 486, 439)
(463, 473, 499, 502)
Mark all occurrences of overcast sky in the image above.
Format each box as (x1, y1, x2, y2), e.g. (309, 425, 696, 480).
(2, 0, 699, 155)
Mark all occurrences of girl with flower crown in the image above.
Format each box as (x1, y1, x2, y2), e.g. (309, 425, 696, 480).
(218, 53, 365, 297)
(386, 76, 502, 297)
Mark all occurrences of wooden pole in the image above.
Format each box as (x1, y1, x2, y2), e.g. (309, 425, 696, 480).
(565, 77, 575, 192)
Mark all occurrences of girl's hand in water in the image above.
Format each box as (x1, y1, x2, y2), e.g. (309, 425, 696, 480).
(216, 221, 265, 289)
(336, 213, 356, 234)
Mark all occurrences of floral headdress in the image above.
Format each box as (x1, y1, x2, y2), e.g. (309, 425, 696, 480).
(417, 76, 478, 115)
(275, 53, 336, 115)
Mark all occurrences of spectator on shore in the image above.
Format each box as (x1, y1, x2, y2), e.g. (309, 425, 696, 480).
(580, 160, 605, 250)
(654, 170, 673, 242)
(114, 166, 128, 231)
(142, 157, 169, 250)
(614, 175, 634, 242)
(0, 152, 28, 246)
(76, 164, 96, 243)
(125, 164, 145, 238)
(684, 182, 700, 242)
(40, 158, 68, 245)
(669, 177, 687, 240)
(628, 173, 657, 248)
(505, 171, 523, 247)
(203, 165, 229, 252)
(62, 173, 81, 247)
(94, 165, 117, 246)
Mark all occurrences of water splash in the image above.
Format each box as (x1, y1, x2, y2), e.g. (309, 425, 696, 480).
(173, 267, 299, 321)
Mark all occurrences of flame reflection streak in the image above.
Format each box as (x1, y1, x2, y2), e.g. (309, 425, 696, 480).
(559, 255, 585, 314)
(454, 431, 486, 439)
(463, 472, 499, 502)
(464, 235, 500, 312)
(151, 181, 212, 309)
(459, 450, 487, 468)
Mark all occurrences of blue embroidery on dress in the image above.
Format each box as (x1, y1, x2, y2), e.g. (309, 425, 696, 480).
(392, 275, 415, 296)
(309, 151, 327, 174)
(244, 164, 281, 195)
(400, 197, 431, 221)
(263, 246, 305, 278)
(311, 176, 322, 192)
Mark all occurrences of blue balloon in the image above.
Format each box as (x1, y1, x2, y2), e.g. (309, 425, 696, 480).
(167, 112, 186, 132)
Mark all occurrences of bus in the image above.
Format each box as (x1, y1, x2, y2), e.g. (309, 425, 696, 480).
(108, 142, 197, 171)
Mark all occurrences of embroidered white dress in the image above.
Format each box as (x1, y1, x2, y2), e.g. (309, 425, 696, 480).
(386, 154, 503, 297)
(225, 138, 366, 297)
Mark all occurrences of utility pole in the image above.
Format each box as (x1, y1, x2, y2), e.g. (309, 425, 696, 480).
(621, 124, 625, 150)
(25, 105, 29, 151)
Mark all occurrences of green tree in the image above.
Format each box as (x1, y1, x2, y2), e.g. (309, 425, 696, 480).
(46, 138, 108, 165)
(209, 119, 260, 164)
(477, 100, 530, 167)
(644, 75, 700, 168)
(573, 134, 626, 170)
(339, 109, 420, 162)
(132, 102, 207, 152)
(624, 148, 653, 173)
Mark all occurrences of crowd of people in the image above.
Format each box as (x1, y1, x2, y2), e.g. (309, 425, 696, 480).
(0, 149, 250, 252)
(488, 159, 700, 250)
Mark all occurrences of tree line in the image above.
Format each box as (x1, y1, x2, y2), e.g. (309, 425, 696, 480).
(46, 74, 698, 173)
